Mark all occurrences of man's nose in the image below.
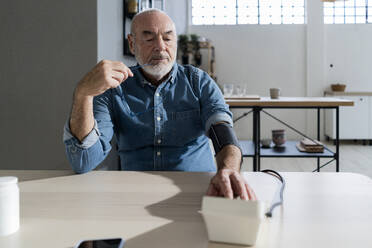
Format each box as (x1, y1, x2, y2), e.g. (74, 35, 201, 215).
(154, 37, 166, 51)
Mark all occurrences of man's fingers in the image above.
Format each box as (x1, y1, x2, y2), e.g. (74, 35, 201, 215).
(230, 173, 249, 200)
(128, 69, 134, 77)
(111, 70, 126, 83)
(245, 183, 257, 201)
(113, 67, 133, 78)
(110, 61, 126, 71)
(206, 183, 219, 196)
(111, 61, 133, 77)
(219, 175, 234, 199)
(107, 78, 120, 88)
(99, 60, 133, 81)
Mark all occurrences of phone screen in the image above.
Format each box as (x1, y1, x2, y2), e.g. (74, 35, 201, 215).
(77, 238, 124, 248)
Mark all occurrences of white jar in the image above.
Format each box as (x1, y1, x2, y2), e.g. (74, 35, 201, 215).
(0, 176, 19, 236)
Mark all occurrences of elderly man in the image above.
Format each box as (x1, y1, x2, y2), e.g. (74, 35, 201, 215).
(63, 9, 255, 200)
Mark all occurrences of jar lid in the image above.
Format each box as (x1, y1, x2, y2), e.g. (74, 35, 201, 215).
(0, 176, 18, 186)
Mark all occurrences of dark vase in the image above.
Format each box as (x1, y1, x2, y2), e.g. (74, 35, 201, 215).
(194, 52, 202, 66)
(182, 54, 189, 64)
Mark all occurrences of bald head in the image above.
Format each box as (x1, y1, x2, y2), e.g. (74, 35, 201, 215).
(130, 9, 176, 37)
(127, 9, 178, 82)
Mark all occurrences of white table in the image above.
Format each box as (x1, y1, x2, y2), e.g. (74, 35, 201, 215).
(0, 171, 371, 248)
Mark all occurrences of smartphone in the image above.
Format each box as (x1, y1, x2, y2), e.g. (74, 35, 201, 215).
(75, 238, 125, 248)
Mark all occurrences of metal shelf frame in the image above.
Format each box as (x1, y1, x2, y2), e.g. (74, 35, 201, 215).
(231, 105, 340, 172)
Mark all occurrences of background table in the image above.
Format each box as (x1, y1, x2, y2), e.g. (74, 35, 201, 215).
(225, 97, 354, 172)
(0, 171, 371, 248)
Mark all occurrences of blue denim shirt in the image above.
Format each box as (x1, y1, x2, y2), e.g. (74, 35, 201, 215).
(63, 63, 233, 173)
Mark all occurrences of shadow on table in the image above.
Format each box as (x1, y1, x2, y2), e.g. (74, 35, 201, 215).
(123, 172, 251, 248)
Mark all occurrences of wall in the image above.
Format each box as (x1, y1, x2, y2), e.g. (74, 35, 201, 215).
(0, 0, 97, 169)
(305, 0, 325, 137)
(325, 25, 372, 91)
(165, 0, 188, 35)
(97, 0, 136, 65)
(98, 0, 125, 62)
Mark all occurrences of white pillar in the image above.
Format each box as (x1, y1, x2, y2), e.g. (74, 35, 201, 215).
(306, 0, 326, 138)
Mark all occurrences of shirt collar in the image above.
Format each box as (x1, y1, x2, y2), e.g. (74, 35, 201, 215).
(133, 63, 178, 87)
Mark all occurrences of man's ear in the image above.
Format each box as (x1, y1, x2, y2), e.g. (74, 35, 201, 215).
(128, 34, 135, 55)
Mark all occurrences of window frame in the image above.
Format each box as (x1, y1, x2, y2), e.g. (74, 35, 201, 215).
(190, 0, 306, 25)
(323, 0, 371, 24)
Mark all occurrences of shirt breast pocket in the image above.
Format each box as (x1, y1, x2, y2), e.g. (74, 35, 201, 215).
(165, 109, 204, 147)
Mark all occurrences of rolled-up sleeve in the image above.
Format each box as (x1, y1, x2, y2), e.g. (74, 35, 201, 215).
(194, 68, 233, 134)
(63, 119, 100, 149)
(205, 112, 233, 132)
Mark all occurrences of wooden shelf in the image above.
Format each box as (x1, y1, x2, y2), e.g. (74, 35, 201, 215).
(239, 140, 334, 158)
(226, 97, 354, 107)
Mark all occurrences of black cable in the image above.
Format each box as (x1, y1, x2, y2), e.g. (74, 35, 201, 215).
(261, 169, 285, 217)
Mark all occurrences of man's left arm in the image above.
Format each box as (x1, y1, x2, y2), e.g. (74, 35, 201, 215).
(195, 69, 256, 200)
(207, 123, 256, 200)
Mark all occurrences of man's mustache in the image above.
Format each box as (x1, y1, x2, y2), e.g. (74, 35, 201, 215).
(150, 54, 169, 60)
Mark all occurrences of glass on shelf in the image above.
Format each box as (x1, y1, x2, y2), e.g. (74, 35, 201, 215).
(235, 84, 247, 97)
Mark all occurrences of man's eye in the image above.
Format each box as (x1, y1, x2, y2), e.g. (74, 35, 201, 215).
(146, 39, 154, 42)
(164, 38, 171, 41)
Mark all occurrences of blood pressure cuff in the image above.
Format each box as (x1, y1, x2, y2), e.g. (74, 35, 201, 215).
(208, 123, 243, 165)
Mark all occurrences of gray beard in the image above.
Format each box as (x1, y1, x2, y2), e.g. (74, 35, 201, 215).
(141, 60, 174, 78)
(134, 49, 177, 79)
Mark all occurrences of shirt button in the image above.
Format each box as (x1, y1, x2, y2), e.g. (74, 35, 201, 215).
(155, 93, 160, 97)
(70, 146, 77, 153)
(157, 139, 161, 144)
(157, 151, 161, 156)
(157, 116, 161, 121)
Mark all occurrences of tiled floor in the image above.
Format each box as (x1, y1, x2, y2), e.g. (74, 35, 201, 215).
(242, 141, 372, 178)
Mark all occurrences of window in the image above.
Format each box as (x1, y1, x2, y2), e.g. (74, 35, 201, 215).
(191, 0, 306, 25)
(324, 0, 372, 24)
